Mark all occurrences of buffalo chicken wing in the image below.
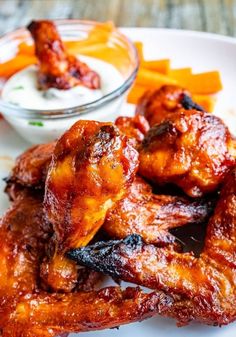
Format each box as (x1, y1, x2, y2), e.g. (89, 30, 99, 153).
(103, 176, 214, 245)
(68, 168, 236, 326)
(139, 109, 236, 197)
(136, 85, 204, 126)
(0, 190, 171, 336)
(28, 20, 100, 90)
(42, 120, 139, 291)
(6, 142, 55, 189)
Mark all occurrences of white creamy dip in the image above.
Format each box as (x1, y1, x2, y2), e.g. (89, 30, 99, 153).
(2, 56, 123, 110)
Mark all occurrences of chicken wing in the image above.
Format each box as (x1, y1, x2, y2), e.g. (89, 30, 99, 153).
(136, 85, 204, 127)
(28, 20, 100, 90)
(6, 142, 55, 190)
(42, 120, 138, 291)
(0, 188, 172, 336)
(115, 115, 150, 148)
(6, 116, 148, 190)
(68, 167, 236, 326)
(5, 287, 172, 337)
(0, 188, 51, 329)
(103, 176, 214, 245)
(139, 109, 236, 197)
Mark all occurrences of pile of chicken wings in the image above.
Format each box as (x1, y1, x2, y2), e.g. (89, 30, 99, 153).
(1, 84, 236, 336)
(1, 20, 236, 336)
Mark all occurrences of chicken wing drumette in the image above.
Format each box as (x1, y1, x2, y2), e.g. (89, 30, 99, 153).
(136, 85, 204, 127)
(103, 176, 214, 245)
(28, 20, 100, 90)
(138, 109, 236, 197)
(42, 120, 139, 291)
(68, 167, 236, 326)
(0, 188, 172, 336)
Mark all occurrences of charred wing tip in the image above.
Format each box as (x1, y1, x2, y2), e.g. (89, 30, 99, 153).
(123, 234, 143, 248)
(180, 94, 204, 112)
(27, 20, 37, 32)
(66, 234, 144, 277)
(66, 234, 143, 261)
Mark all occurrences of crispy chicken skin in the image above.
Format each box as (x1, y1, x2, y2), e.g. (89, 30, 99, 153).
(68, 168, 236, 326)
(42, 120, 139, 291)
(103, 176, 214, 245)
(5, 288, 172, 337)
(136, 85, 204, 127)
(6, 142, 55, 189)
(28, 20, 100, 90)
(139, 109, 236, 197)
(0, 189, 51, 330)
(115, 115, 150, 148)
(0, 190, 172, 336)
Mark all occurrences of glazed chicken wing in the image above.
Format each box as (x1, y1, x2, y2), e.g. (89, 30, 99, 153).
(68, 167, 236, 326)
(6, 142, 55, 189)
(5, 288, 171, 337)
(0, 188, 51, 329)
(28, 20, 100, 90)
(139, 109, 236, 197)
(6, 116, 149, 190)
(0, 189, 172, 336)
(115, 115, 150, 148)
(136, 85, 204, 127)
(103, 176, 214, 245)
(42, 120, 138, 291)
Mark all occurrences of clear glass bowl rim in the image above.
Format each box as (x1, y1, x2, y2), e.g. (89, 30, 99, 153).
(0, 19, 139, 120)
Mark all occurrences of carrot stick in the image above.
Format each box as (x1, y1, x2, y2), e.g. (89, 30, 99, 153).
(168, 67, 191, 83)
(127, 85, 150, 104)
(134, 42, 144, 61)
(88, 21, 115, 37)
(142, 59, 170, 74)
(193, 94, 216, 113)
(186, 71, 223, 94)
(0, 55, 37, 78)
(136, 68, 178, 88)
(17, 42, 35, 56)
(66, 42, 107, 56)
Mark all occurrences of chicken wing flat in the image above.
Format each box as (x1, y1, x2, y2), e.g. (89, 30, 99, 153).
(139, 109, 236, 197)
(6, 288, 172, 337)
(0, 187, 172, 336)
(28, 20, 100, 90)
(103, 176, 214, 245)
(115, 115, 150, 148)
(136, 85, 204, 127)
(68, 167, 236, 326)
(42, 120, 138, 291)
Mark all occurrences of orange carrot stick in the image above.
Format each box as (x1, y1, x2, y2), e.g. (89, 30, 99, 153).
(186, 71, 222, 94)
(127, 85, 151, 104)
(0, 55, 37, 78)
(134, 42, 144, 61)
(136, 68, 178, 88)
(193, 94, 216, 113)
(17, 42, 35, 56)
(142, 59, 170, 74)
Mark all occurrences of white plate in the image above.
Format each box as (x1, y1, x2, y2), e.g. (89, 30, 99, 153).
(0, 28, 236, 337)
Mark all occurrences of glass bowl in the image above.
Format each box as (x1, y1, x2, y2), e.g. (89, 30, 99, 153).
(0, 20, 139, 144)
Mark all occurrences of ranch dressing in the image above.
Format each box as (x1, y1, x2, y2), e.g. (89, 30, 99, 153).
(2, 56, 123, 110)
